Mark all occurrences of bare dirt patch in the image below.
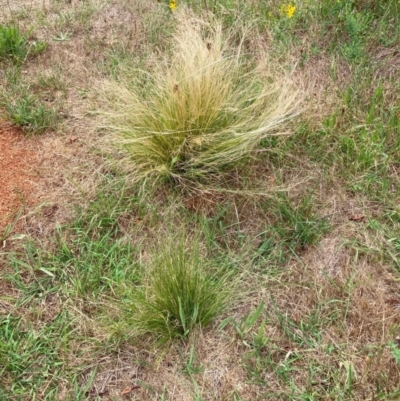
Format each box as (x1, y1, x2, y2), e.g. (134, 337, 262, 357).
(0, 119, 40, 234)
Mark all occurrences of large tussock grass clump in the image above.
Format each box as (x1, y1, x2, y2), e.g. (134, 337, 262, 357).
(100, 10, 300, 186)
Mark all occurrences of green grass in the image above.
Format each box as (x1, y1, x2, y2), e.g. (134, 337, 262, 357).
(0, 24, 28, 63)
(266, 193, 331, 252)
(0, 312, 76, 399)
(0, 23, 46, 64)
(4, 95, 58, 134)
(1, 0, 400, 399)
(0, 69, 60, 134)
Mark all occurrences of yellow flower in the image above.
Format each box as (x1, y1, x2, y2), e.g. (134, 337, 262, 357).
(286, 4, 296, 18)
(280, 3, 296, 19)
(169, 0, 177, 11)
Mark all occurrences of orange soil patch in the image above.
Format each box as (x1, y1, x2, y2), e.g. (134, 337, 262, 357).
(0, 120, 39, 234)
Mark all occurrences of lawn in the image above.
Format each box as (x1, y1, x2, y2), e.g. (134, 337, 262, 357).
(0, 0, 400, 400)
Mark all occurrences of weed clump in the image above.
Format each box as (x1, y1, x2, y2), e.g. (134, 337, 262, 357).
(100, 10, 300, 187)
(0, 24, 28, 63)
(0, 24, 46, 64)
(5, 95, 58, 134)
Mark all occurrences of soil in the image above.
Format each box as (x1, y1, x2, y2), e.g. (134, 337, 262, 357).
(0, 119, 39, 234)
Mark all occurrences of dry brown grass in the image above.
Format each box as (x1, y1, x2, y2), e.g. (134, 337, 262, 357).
(0, 0, 152, 244)
(1, 1, 400, 400)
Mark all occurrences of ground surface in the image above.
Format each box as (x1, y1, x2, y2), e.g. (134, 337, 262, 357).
(1, 1, 400, 400)
(0, 119, 39, 233)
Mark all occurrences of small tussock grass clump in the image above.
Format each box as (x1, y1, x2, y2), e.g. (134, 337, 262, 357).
(119, 233, 237, 345)
(99, 9, 300, 186)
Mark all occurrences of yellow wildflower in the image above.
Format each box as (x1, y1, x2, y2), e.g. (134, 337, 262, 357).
(280, 3, 296, 19)
(287, 4, 296, 17)
(169, 0, 177, 11)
